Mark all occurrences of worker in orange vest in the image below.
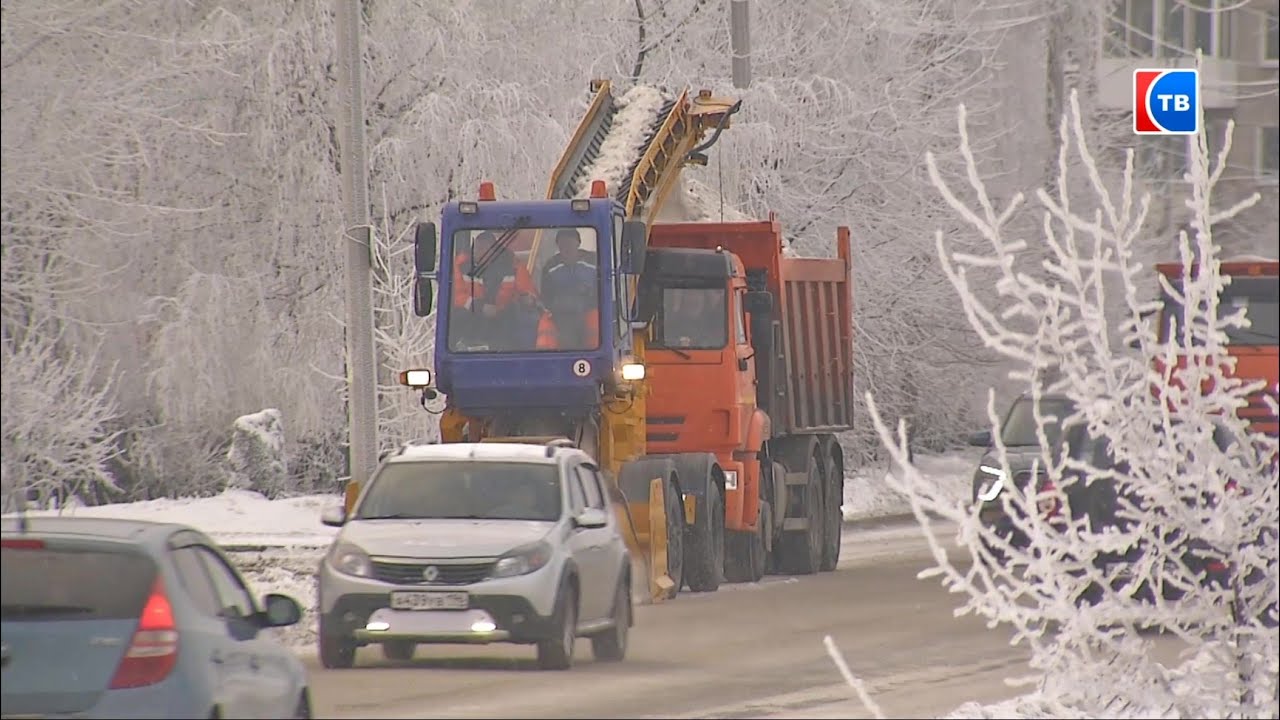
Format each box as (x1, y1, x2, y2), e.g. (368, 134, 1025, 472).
(452, 231, 557, 351)
(539, 228, 601, 350)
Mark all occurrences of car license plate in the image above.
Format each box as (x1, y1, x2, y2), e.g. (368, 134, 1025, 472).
(389, 591, 469, 611)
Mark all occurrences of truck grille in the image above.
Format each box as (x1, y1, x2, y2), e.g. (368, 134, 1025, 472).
(370, 560, 495, 586)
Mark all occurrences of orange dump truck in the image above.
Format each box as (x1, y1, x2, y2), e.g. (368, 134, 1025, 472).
(640, 215, 855, 581)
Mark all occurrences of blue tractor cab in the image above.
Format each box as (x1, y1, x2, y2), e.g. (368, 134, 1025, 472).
(412, 181, 648, 420)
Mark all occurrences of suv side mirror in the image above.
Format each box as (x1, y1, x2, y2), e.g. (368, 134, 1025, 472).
(620, 220, 647, 275)
(321, 505, 347, 527)
(744, 290, 774, 315)
(414, 222, 438, 273)
(573, 508, 609, 529)
(967, 429, 992, 447)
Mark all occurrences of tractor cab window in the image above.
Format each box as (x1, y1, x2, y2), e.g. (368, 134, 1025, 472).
(651, 285, 728, 350)
(1158, 276, 1279, 347)
(448, 226, 602, 353)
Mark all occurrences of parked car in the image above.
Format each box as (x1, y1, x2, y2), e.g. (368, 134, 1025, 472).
(967, 392, 1076, 551)
(1, 516, 310, 719)
(316, 439, 634, 671)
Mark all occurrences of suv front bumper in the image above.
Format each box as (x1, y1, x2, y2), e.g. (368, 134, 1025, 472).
(317, 559, 563, 646)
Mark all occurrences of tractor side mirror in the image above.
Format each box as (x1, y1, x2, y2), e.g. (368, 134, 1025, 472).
(744, 291, 774, 315)
(415, 222, 438, 273)
(620, 220, 648, 275)
(413, 278, 435, 317)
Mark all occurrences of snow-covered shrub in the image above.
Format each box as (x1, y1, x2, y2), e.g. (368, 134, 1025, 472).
(858, 90, 1279, 717)
(225, 409, 288, 499)
(0, 324, 122, 511)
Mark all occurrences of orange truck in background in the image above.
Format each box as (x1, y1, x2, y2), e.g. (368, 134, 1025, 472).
(1154, 256, 1280, 440)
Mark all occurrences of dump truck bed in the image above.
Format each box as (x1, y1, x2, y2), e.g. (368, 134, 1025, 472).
(648, 217, 855, 435)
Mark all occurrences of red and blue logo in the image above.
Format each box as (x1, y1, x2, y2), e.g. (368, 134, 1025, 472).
(1133, 69, 1199, 135)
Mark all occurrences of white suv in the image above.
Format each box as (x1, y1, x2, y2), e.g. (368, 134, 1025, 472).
(316, 440, 633, 670)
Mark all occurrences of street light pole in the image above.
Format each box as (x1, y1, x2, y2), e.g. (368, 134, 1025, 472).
(333, 0, 380, 489)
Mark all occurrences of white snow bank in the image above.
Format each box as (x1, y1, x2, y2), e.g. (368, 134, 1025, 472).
(11, 489, 341, 548)
(573, 85, 668, 198)
(842, 450, 980, 522)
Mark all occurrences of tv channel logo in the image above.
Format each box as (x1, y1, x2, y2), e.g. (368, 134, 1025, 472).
(1133, 68, 1199, 135)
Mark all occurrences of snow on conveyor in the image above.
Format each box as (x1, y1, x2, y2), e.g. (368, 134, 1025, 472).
(573, 85, 669, 199)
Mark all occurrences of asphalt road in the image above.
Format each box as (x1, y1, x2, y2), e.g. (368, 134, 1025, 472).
(305, 519, 1034, 719)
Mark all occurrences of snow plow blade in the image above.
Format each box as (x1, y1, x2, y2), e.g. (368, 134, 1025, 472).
(610, 477, 674, 605)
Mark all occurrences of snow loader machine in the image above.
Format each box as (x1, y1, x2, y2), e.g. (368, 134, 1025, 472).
(389, 79, 856, 603)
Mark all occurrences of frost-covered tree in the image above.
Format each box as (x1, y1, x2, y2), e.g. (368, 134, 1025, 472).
(857, 91, 1279, 717)
(225, 408, 288, 499)
(0, 324, 122, 511)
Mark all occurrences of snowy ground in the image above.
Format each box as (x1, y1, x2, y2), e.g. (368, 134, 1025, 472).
(841, 448, 980, 522)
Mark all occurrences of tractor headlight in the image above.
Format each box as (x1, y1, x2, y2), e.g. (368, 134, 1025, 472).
(620, 363, 646, 381)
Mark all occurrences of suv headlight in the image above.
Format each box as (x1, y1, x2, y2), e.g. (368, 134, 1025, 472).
(489, 541, 553, 579)
(328, 541, 373, 578)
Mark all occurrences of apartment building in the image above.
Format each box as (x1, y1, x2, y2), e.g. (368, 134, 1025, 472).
(1097, 0, 1279, 255)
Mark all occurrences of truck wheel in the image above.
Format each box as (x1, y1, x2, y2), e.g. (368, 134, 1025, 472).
(318, 630, 355, 670)
(683, 483, 724, 593)
(537, 581, 577, 670)
(776, 456, 824, 575)
(819, 454, 843, 572)
(663, 477, 686, 599)
(591, 577, 630, 662)
(381, 640, 415, 662)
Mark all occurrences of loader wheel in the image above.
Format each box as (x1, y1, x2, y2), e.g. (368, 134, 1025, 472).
(776, 456, 824, 575)
(819, 454, 843, 572)
(663, 477, 686, 599)
(683, 483, 724, 593)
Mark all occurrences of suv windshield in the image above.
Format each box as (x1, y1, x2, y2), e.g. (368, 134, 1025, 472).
(355, 461, 562, 522)
(1000, 397, 1071, 448)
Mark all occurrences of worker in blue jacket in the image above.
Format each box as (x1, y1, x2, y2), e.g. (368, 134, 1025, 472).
(540, 228, 600, 350)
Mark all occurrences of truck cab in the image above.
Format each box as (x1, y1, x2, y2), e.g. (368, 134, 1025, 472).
(640, 246, 764, 534)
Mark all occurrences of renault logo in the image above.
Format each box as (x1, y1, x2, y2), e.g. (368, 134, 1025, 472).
(422, 565, 440, 582)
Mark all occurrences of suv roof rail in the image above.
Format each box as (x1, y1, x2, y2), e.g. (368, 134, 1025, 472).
(545, 437, 576, 457)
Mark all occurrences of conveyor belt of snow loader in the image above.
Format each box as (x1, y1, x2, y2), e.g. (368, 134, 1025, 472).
(545, 79, 738, 225)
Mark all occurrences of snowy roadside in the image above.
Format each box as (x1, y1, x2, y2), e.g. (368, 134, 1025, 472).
(841, 449, 980, 522)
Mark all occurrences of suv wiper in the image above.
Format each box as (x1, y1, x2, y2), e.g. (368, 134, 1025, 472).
(1228, 327, 1279, 345)
(358, 513, 423, 521)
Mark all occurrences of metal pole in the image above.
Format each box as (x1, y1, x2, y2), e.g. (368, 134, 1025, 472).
(334, 0, 379, 488)
(730, 0, 752, 89)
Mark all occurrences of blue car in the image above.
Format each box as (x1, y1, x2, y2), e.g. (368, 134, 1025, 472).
(1, 516, 311, 719)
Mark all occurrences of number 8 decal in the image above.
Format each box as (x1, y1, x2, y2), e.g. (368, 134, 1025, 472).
(572, 359, 592, 377)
